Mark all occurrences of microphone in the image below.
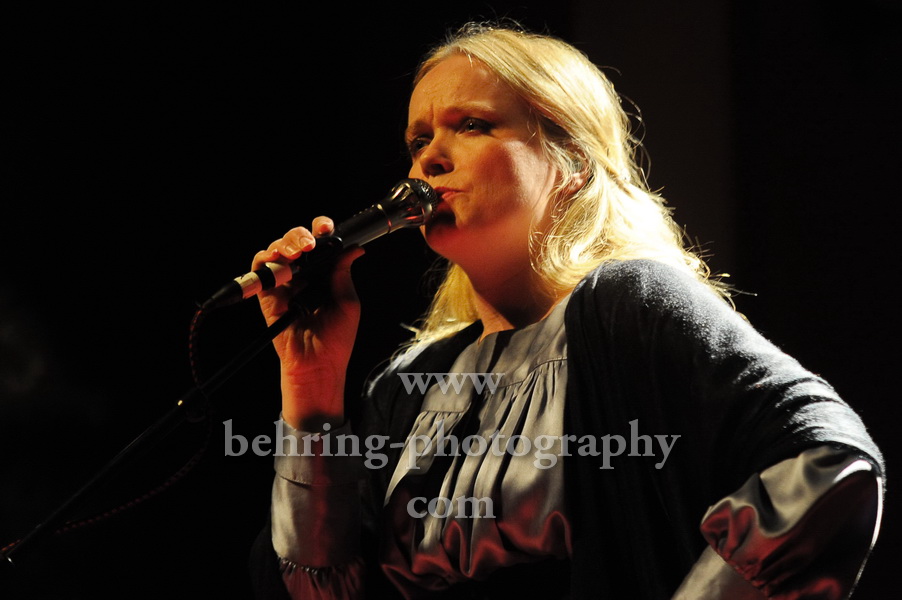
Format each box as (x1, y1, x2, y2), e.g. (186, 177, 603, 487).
(201, 178, 437, 310)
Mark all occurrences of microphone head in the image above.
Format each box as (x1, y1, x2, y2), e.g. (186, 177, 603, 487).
(405, 178, 439, 211)
(383, 178, 438, 231)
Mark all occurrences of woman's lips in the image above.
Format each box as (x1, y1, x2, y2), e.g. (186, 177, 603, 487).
(432, 187, 461, 203)
(427, 188, 458, 224)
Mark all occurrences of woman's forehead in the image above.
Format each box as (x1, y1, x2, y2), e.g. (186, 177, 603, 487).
(408, 55, 524, 119)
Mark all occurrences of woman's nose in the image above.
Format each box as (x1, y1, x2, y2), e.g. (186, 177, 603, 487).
(416, 139, 453, 176)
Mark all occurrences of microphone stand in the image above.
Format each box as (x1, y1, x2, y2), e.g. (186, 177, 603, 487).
(1, 298, 306, 575)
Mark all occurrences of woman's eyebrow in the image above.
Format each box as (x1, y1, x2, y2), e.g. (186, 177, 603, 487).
(406, 102, 499, 138)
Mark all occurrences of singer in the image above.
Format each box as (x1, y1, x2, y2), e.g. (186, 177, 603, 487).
(249, 23, 883, 599)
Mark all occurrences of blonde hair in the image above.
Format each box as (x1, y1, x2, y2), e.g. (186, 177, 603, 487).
(411, 23, 724, 345)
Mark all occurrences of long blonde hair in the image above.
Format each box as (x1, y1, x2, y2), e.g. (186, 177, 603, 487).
(411, 23, 723, 345)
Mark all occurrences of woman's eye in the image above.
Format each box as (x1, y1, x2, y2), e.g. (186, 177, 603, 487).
(408, 137, 429, 157)
(462, 118, 490, 133)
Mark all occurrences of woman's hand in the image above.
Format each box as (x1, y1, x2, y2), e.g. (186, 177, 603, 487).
(252, 217, 364, 431)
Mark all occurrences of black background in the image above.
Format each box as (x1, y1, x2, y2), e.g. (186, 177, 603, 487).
(1, 1, 899, 598)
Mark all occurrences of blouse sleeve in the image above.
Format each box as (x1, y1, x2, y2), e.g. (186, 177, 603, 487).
(674, 445, 882, 599)
(269, 419, 367, 599)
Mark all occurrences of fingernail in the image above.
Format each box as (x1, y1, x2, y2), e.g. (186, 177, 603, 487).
(284, 245, 300, 257)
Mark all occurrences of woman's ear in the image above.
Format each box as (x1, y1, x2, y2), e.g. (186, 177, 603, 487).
(564, 146, 590, 194)
(561, 165, 588, 196)
(568, 169, 588, 192)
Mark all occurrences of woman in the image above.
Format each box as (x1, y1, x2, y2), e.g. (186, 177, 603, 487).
(250, 24, 883, 599)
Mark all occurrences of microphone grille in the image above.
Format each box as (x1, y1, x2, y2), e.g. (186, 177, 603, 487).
(405, 178, 438, 209)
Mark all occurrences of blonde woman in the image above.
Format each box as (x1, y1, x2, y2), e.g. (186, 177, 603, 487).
(250, 24, 883, 599)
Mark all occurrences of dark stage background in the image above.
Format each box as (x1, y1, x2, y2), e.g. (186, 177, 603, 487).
(2, 1, 898, 598)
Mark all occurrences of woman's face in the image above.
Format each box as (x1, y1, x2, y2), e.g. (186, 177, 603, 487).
(407, 54, 559, 273)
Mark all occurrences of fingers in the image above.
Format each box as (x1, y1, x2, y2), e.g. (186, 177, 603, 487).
(311, 216, 334, 238)
(251, 247, 279, 272)
(270, 228, 316, 259)
(251, 227, 316, 270)
(251, 218, 363, 307)
(251, 217, 334, 271)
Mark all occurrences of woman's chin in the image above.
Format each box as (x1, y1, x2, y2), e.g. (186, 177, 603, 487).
(422, 218, 459, 252)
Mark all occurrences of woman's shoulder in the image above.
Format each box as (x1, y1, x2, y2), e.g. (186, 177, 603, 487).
(572, 259, 730, 317)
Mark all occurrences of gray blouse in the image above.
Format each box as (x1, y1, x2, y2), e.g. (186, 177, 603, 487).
(378, 295, 571, 594)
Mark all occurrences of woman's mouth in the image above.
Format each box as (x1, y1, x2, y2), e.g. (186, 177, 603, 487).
(424, 190, 456, 226)
(432, 187, 461, 203)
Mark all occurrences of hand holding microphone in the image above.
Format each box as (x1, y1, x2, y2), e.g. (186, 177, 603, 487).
(202, 178, 437, 310)
(223, 178, 437, 431)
